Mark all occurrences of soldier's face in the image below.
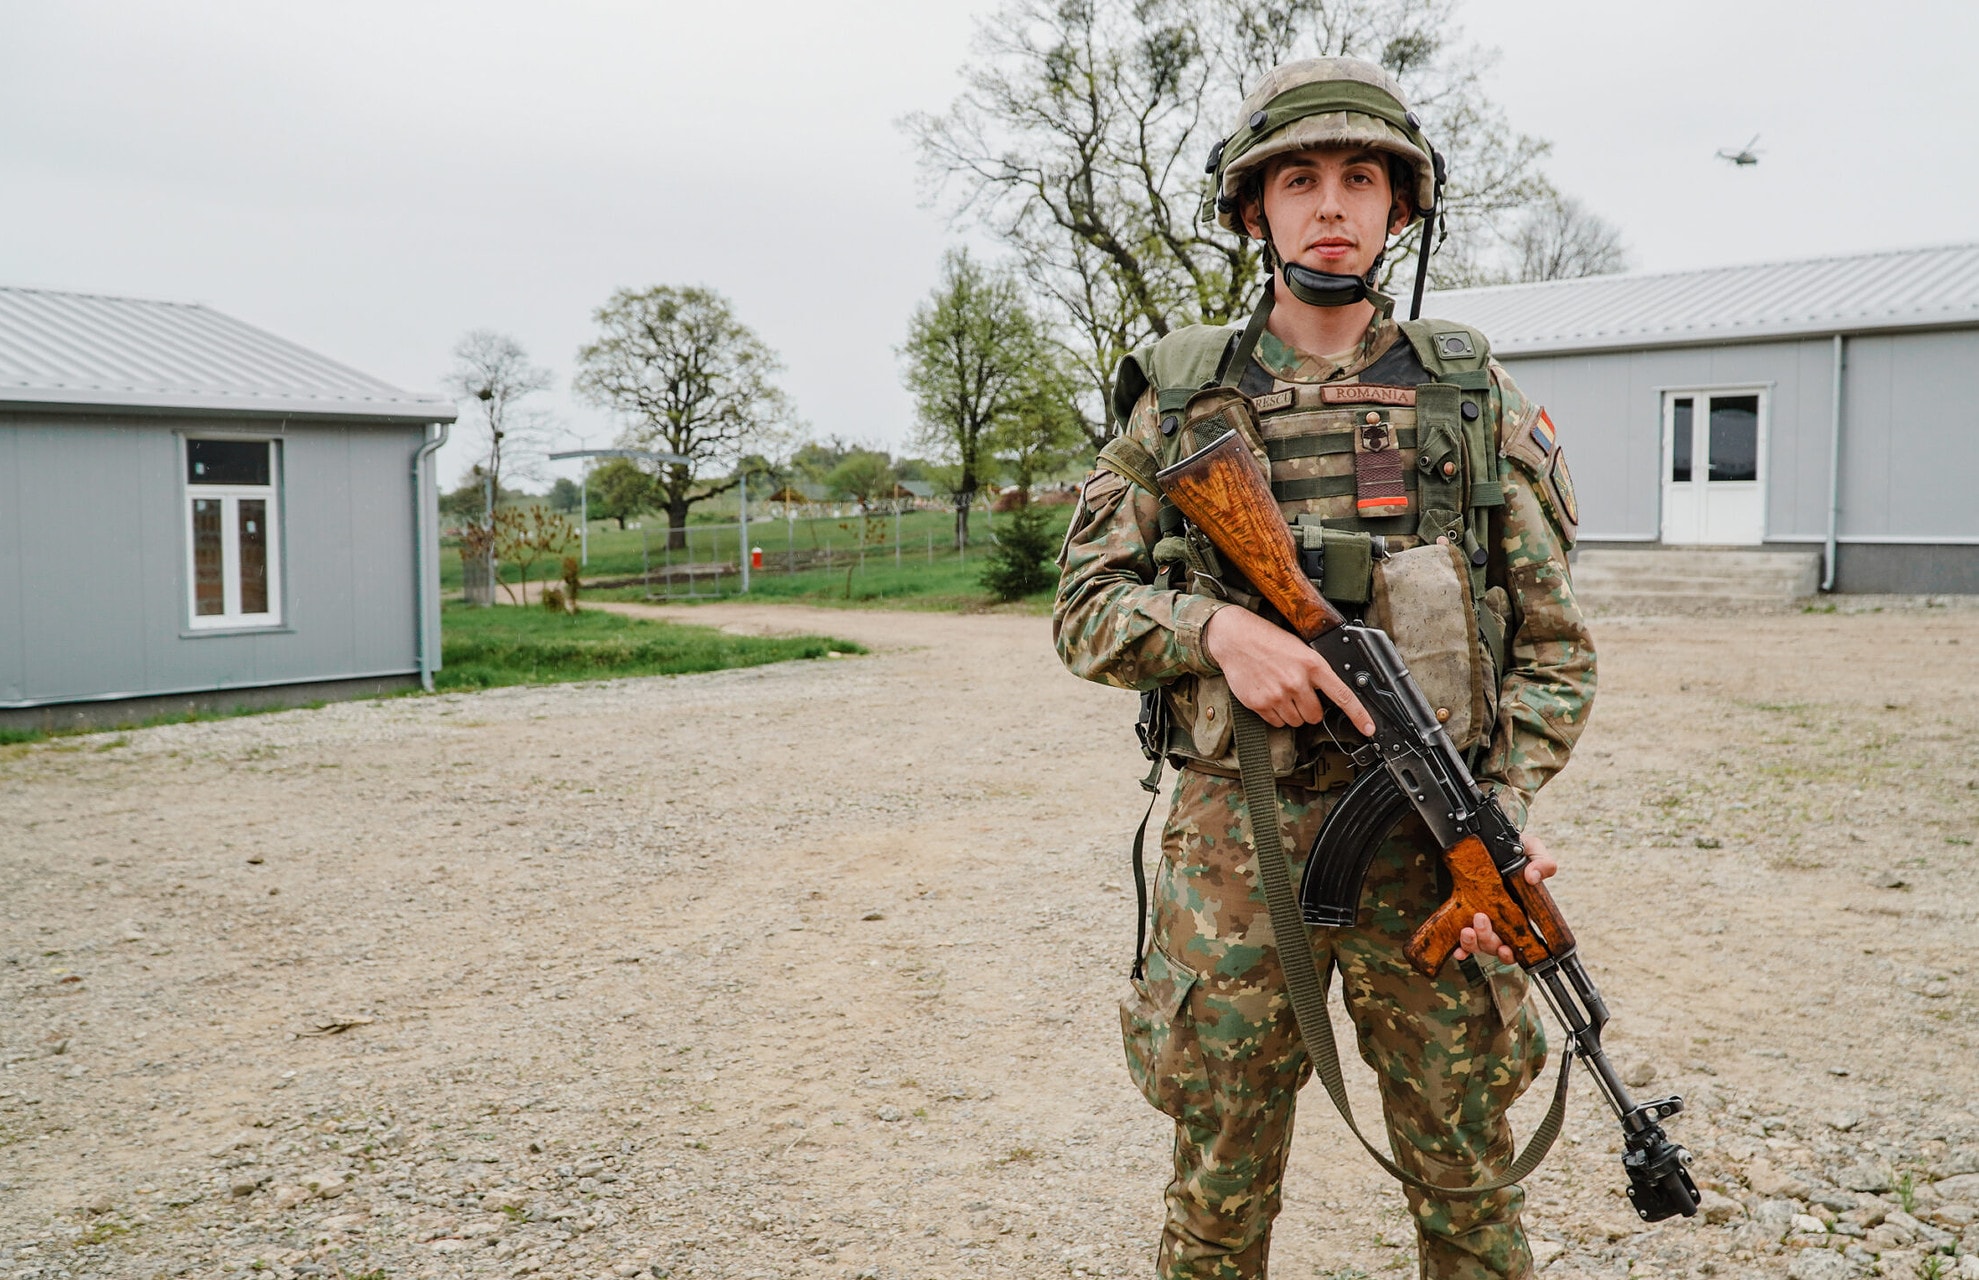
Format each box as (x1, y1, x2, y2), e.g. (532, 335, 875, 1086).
(1246, 148, 1410, 278)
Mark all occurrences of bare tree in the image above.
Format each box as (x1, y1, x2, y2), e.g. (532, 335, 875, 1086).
(572, 286, 797, 550)
(1503, 193, 1629, 283)
(905, 0, 1554, 444)
(900, 250, 1056, 548)
(445, 330, 554, 506)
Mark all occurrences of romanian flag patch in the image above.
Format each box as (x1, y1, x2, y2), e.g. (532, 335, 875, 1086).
(1529, 407, 1557, 454)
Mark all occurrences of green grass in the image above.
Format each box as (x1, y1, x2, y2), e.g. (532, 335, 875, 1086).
(443, 506, 1070, 613)
(0, 608, 860, 748)
(435, 602, 864, 691)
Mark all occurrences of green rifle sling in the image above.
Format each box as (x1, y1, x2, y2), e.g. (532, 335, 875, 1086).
(1229, 701, 1574, 1199)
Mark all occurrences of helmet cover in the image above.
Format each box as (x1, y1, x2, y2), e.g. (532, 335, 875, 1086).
(1210, 57, 1436, 232)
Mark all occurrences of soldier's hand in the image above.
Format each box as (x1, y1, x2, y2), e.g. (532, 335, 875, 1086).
(1203, 606, 1375, 735)
(1455, 832, 1559, 964)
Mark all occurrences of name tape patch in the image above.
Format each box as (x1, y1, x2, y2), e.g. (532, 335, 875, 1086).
(1319, 384, 1417, 407)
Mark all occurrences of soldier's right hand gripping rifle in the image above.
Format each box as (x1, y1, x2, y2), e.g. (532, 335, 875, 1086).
(1158, 426, 1701, 1224)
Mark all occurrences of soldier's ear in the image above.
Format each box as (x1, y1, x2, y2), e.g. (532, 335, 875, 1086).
(1388, 193, 1414, 238)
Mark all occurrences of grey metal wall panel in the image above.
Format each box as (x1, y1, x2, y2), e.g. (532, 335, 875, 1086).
(1496, 351, 1661, 539)
(284, 427, 360, 680)
(1837, 331, 1979, 540)
(1765, 339, 1836, 540)
(342, 429, 418, 673)
(11, 422, 153, 699)
(0, 428, 25, 701)
(0, 415, 423, 706)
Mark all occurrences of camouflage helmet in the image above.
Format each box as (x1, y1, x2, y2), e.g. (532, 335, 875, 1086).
(1205, 57, 1441, 233)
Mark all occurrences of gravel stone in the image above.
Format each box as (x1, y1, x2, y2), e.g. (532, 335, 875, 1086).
(1786, 1250, 1859, 1280)
(3, 604, 1976, 1280)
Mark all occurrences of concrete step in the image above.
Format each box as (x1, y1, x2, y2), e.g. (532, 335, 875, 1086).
(1571, 547, 1820, 613)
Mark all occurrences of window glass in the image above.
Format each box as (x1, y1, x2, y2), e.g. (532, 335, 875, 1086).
(238, 499, 269, 614)
(1671, 397, 1693, 482)
(192, 499, 226, 615)
(187, 439, 270, 486)
(1708, 395, 1759, 482)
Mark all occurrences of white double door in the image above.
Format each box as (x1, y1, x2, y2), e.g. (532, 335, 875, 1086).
(1661, 389, 1766, 545)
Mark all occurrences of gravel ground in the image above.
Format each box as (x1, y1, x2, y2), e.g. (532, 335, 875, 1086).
(2, 602, 1976, 1280)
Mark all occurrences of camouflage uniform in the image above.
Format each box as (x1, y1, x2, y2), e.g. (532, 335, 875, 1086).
(1053, 319, 1595, 1279)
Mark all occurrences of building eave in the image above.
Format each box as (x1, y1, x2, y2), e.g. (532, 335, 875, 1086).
(1489, 311, 1979, 359)
(0, 385, 458, 424)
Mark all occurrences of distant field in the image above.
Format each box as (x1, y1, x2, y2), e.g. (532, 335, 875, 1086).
(443, 505, 1071, 612)
(435, 600, 864, 691)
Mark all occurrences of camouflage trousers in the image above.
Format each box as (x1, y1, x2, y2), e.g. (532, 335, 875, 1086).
(1120, 765, 1548, 1280)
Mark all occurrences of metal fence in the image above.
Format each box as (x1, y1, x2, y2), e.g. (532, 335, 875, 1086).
(599, 505, 997, 599)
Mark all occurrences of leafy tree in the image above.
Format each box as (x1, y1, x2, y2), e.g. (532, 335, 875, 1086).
(981, 504, 1059, 600)
(441, 470, 489, 525)
(900, 249, 1057, 547)
(990, 347, 1088, 498)
(547, 477, 582, 514)
(823, 449, 898, 506)
(573, 286, 797, 549)
(440, 466, 528, 525)
(587, 457, 656, 530)
(905, 0, 1556, 448)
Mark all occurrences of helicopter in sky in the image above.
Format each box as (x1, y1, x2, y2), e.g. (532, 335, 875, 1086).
(1716, 135, 1762, 167)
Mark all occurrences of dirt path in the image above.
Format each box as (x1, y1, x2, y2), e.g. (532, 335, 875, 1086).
(2, 606, 1976, 1280)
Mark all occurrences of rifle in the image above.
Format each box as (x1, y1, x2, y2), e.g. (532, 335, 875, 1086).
(1157, 428, 1699, 1223)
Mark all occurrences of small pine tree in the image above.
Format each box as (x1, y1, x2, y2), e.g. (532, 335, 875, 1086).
(980, 503, 1058, 601)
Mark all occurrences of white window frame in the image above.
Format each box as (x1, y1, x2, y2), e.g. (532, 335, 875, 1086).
(1659, 385, 1770, 545)
(183, 437, 284, 631)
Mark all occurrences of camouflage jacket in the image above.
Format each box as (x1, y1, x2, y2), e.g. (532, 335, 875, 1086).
(1052, 319, 1596, 828)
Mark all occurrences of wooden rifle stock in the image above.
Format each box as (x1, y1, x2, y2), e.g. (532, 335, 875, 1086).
(1156, 431, 1347, 642)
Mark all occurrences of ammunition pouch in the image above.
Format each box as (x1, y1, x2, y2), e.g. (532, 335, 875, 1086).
(1290, 518, 1378, 604)
(1363, 541, 1498, 752)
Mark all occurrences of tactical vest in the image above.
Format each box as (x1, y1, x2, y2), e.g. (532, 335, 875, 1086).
(1098, 318, 1513, 784)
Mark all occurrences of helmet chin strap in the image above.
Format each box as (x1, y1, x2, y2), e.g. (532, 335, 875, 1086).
(1258, 207, 1388, 310)
(1281, 260, 1376, 308)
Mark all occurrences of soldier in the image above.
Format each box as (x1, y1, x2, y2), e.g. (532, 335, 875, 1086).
(1053, 56, 1594, 1280)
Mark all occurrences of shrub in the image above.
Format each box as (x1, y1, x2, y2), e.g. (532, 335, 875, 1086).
(980, 502, 1058, 601)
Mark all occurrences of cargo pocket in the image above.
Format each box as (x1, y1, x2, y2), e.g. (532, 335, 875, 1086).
(1119, 946, 1204, 1120)
(1481, 958, 1546, 1106)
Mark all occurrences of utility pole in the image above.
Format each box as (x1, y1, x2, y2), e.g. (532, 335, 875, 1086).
(738, 468, 750, 594)
(478, 385, 497, 607)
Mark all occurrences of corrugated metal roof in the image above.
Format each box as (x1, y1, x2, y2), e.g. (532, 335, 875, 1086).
(1424, 242, 1979, 357)
(0, 287, 456, 422)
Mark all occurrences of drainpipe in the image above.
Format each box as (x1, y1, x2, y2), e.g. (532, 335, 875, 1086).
(1823, 334, 1845, 592)
(412, 420, 451, 692)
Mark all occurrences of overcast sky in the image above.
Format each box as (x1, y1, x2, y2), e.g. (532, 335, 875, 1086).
(4, 0, 1973, 488)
